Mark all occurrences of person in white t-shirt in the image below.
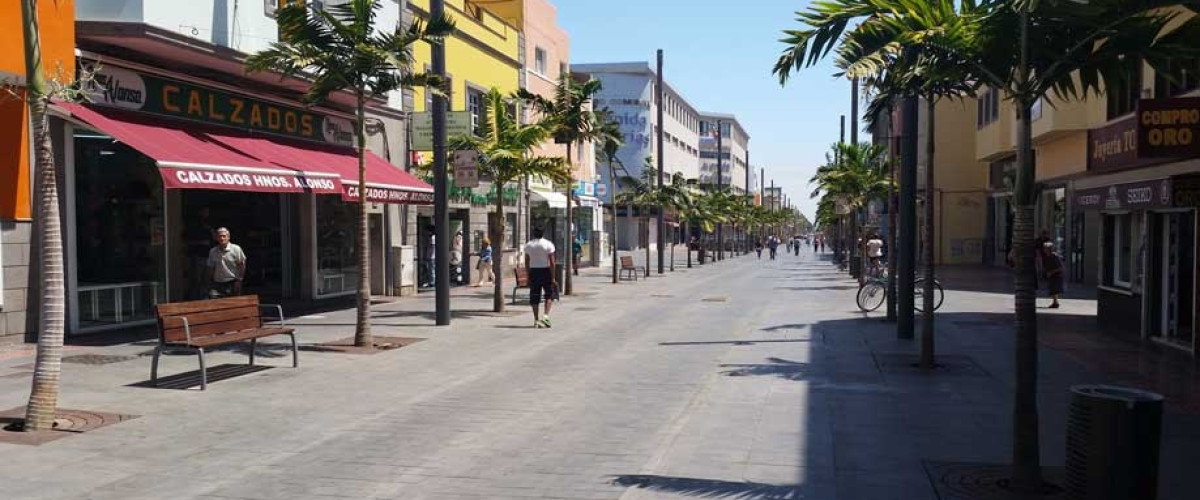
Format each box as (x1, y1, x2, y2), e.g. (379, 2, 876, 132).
(524, 227, 558, 328)
(865, 233, 885, 276)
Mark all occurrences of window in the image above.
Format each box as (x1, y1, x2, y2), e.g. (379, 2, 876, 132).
(977, 88, 1001, 128)
(534, 47, 547, 75)
(1107, 59, 1142, 120)
(1155, 59, 1200, 98)
(1104, 213, 1134, 288)
(1031, 97, 1043, 121)
(467, 87, 487, 136)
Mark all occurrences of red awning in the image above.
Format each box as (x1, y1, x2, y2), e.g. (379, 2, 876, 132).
(60, 103, 433, 204)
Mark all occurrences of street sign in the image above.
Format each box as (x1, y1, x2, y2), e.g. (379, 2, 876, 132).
(596, 183, 608, 197)
(453, 150, 480, 188)
(412, 111, 473, 151)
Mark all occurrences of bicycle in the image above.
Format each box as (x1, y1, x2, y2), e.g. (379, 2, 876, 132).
(856, 269, 944, 312)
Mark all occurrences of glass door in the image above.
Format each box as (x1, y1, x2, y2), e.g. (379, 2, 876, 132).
(1152, 211, 1195, 349)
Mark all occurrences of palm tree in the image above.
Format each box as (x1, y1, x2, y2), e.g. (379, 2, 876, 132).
(776, 0, 1200, 489)
(247, 0, 452, 348)
(451, 89, 569, 311)
(594, 110, 624, 284)
(19, 0, 67, 432)
(809, 143, 891, 268)
(518, 73, 604, 295)
(616, 157, 667, 277)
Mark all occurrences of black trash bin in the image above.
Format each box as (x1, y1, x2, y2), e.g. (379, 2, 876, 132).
(1065, 385, 1164, 500)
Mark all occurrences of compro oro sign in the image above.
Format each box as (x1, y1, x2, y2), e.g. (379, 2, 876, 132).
(1138, 98, 1200, 158)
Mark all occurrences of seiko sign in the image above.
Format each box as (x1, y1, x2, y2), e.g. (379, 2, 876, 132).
(87, 66, 146, 110)
(1075, 178, 1173, 211)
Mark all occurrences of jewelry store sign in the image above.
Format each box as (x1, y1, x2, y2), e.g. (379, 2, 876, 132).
(1137, 97, 1200, 158)
(1074, 178, 1173, 211)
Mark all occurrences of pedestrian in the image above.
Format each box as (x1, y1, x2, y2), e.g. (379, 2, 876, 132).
(524, 227, 558, 328)
(814, 236, 820, 254)
(450, 231, 464, 284)
(207, 227, 246, 298)
(755, 239, 764, 259)
(786, 238, 793, 254)
(866, 233, 884, 276)
(793, 236, 800, 256)
(1042, 241, 1064, 308)
(767, 235, 779, 260)
(473, 237, 494, 287)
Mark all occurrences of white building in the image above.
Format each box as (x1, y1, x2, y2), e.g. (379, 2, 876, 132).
(699, 112, 750, 194)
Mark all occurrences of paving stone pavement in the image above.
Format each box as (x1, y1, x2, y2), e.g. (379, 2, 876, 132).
(1, 247, 1198, 500)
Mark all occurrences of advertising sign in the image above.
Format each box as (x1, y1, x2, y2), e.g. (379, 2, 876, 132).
(84, 64, 354, 146)
(453, 150, 480, 188)
(411, 111, 473, 151)
(1137, 98, 1200, 158)
(1073, 178, 1173, 211)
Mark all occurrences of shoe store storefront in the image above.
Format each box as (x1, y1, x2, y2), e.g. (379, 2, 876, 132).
(59, 63, 432, 334)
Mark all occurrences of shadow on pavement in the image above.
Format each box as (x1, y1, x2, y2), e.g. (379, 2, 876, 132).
(611, 475, 806, 499)
(127, 364, 273, 390)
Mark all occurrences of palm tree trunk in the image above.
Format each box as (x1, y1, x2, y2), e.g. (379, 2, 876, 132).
(353, 92, 372, 348)
(887, 128, 899, 322)
(920, 97, 936, 370)
(564, 145, 575, 295)
(686, 220, 693, 268)
(21, 0, 65, 430)
(1010, 8, 1042, 490)
(493, 183, 506, 312)
(644, 216, 651, 277)
(609, 163, 619, 284)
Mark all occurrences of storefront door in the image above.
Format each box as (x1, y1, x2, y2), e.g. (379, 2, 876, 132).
(1148, 210, 1195, 350)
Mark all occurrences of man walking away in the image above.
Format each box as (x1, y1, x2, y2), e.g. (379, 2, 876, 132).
(767, 236, 779, 260)
(525, 227, 558, 328)
(755, 239, 764, 259)
(207, 227, 246, 298)
(794, 236, 800, 256)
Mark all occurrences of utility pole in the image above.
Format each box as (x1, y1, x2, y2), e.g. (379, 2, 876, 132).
(851, 78, 859, 145)
(431, 0, 450, 326)
(656, 49, 666, 274)
(716, 119, 724, 261)
(898, 95, 919, 339)
(849, 78, 861, 280)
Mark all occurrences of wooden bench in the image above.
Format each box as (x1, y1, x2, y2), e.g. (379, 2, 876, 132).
(511, 267, 530, 304)
(620, 256, 645, 281)
(152, 295, 297, 390)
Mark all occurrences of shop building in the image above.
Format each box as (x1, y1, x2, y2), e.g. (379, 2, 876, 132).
(41, 1, 432, 336)
(0, 0, 76, 342)
(407, 0, 525, 286)
(914, 97, 989, 265)
(699, 113, 750, 194)
(571, 62, 703, 251)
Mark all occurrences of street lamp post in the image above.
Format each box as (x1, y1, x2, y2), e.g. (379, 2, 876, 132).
(656, 49, 666, 275)
(431, 0, 450, 326)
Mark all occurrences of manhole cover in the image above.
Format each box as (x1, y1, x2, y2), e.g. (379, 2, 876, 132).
(61, 354, 139, 365)
(873, 353, 991, 377)
(923, 461, 1064, 500)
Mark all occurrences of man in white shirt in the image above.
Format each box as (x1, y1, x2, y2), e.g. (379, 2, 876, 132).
(865, 233, 885, 276)
(207, 227, 246, 298)
(524, 227, 558, 328)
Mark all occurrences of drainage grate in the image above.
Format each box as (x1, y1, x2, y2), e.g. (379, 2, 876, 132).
(873, 353, 991, 378)
(923, 461, 1064, 500)
(61, 354, 140, 365)
(701, 297, 728, 302)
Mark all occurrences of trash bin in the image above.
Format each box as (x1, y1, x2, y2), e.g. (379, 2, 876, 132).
(1065, 385, 1164, 500)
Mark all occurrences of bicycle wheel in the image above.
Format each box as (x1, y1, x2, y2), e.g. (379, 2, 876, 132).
(857, 281, 886, 312)
(914, 278, 946, 312)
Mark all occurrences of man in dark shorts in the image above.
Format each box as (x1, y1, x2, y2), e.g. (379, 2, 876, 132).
(524, 227, 558, 328)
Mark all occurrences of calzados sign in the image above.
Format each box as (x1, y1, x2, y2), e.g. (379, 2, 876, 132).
(86, 65, 354, 146)
(1138, 97, 1200, 158)
(343, 185, 435, 205)
(160, 167, 341, 194)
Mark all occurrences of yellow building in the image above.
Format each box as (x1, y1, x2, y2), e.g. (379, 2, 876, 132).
(920, 98, 990, 266)
(408, 0, 521, 117)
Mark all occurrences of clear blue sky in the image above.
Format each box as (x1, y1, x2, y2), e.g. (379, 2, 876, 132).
(557, 0, 860, 220)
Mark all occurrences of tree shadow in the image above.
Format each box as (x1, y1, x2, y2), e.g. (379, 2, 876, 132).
(611, 475, 803, 499)
(720, 357, 811, 381)
(773, 285, 858, 291)
(760, 323, 811, 331)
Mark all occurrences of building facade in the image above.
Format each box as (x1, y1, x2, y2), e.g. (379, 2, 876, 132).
(699, 113, 750, 194)
(1, 0, 76, 342)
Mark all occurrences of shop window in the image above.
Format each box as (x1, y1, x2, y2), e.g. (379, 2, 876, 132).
(316, 195, 358, 296)
(1107, 59, 1142, 120)
(1155, 59, 1200, 98)
(1104, 213, 1134, 288)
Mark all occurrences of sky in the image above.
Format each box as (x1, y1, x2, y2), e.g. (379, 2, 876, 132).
(556, 0, 860, 219)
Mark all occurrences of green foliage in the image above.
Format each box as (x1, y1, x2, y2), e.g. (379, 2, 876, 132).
(449, 88, 569, 186)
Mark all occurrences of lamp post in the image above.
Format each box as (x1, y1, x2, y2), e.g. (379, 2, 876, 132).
(656, 49, 666, 275)
(431, 0, 450, 326)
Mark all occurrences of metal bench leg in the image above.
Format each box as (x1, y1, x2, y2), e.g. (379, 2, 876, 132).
(289, 333, 299, 368)
(197, 347, 208, 391)
(150, 345, 162, 387)
(249, 338, 257, 366)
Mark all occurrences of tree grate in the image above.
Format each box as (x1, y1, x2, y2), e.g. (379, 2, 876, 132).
(61, 354, 140, 365)
(923, 461, 1064, 500)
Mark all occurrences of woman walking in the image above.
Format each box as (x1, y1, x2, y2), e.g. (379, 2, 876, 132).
(473, 237, 495, 287)
(1041, 241, 1064, 308)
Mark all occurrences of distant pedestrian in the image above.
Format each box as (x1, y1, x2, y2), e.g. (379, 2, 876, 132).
(473, 237, 494, 287)
(793, 236, 800, 256)
(866, 233, 884, 276)
(755, 239, 764, 259)
(767, 236, 779, 260)
(524, 227, 558, 328)
(1041, 241, 1064, 308)
(207, 227, 246, 298)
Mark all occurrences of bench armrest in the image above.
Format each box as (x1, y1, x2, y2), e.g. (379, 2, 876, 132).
(162, 315, 192, 345)
(259, 304, 286, 327)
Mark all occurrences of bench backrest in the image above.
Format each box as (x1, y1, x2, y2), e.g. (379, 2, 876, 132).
(514, 267, 529, 286)
(156, 295, 263, 343)
(620, 256, 636, 269)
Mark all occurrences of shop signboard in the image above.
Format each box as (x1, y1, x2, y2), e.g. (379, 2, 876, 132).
(411, 111, 473, 151)
(595, 183, 608, 197)
(1137, 98, 1200, 158)
(1073, 178, 1173, 211)
(1171, 174, 1200, 207)
(342, 184, 435, 205)
(572, 181, 595, 197)
(84, 64, 354, 146)
(1087, 116, 1163, 173)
